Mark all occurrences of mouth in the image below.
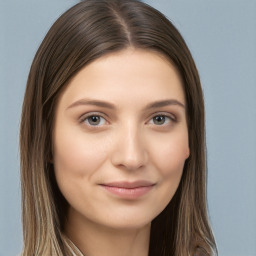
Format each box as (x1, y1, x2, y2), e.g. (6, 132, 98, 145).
(99, 181, 156, 199)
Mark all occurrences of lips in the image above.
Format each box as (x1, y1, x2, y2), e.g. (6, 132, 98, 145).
(99, 181, 155, 199)
(103, 180, 155, 188)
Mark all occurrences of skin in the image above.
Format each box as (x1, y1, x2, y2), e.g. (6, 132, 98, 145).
(53, 48, 190, 256)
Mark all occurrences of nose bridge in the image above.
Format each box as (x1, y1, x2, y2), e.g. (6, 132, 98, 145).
(111, 120, 147, 170)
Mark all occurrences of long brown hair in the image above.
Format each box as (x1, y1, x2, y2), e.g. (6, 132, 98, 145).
(20, 0, 217, 255)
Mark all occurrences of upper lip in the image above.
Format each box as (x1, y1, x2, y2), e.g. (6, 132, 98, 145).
(100, 181, 155, 189)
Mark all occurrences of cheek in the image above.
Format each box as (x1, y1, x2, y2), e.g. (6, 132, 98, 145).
(52, 125, 109, 181)
(52, 127, 112, 212)
(145, 130, 189, 216)
(150, 131, 189, 176)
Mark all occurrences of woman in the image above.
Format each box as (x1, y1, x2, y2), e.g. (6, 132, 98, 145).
(20, 0, 217, 255)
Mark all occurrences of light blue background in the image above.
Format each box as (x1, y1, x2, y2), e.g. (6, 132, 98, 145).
(0, 1, 255, 256)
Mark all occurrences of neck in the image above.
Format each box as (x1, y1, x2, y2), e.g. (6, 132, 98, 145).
(65, 207, 151, 256)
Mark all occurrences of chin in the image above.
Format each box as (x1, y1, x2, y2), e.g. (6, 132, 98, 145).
(101, 217, 152, 231)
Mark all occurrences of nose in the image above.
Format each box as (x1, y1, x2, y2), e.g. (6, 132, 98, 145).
(111, 124, 148, 171)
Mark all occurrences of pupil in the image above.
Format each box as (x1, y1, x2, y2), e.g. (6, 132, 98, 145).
(154, 116, 165, 125)
(89, 116, 100, 125)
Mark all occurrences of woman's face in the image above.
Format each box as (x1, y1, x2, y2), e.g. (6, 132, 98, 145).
(53, 49, 190, 230)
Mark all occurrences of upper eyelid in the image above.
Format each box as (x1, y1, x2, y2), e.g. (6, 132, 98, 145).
(148, 111, 177, 120)
(79, 111, 109, 121)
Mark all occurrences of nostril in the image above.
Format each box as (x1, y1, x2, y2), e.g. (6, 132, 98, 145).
(110, 127, 148, 170)
(111, 144, 148, 170)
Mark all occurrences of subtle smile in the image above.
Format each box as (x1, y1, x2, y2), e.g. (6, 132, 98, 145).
(99, 181, 156, 199)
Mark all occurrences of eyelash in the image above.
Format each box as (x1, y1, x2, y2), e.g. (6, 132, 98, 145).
(80, 112, 108, 127)
(79, 112, 177, 128)
(148, 114, 176, 126)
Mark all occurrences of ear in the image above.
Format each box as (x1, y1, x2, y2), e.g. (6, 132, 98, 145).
(47, 156, 54, 164)
(185, 147, 190, 159)
(47, 149, 54, 164)
(48, 141, 55, 164)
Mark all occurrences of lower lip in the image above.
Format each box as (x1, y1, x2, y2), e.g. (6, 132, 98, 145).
(100, 185, 154, 199)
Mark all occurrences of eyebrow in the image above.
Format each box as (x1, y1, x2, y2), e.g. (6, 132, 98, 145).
(143, 99, 185, 110)
(67, 99, 115, 110)
(67, 98, 185, 110)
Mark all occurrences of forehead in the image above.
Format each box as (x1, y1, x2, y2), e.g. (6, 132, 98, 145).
(57, 48, 185, 109)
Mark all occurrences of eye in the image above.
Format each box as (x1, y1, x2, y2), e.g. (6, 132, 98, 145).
(149, 114, 174, 126)
(82, 115, 107, 126)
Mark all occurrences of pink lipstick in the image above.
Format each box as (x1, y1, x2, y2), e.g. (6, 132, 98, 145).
(100, 181, 155, 199)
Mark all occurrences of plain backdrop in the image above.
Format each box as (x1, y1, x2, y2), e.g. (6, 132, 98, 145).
(0, 1, 255, 256)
